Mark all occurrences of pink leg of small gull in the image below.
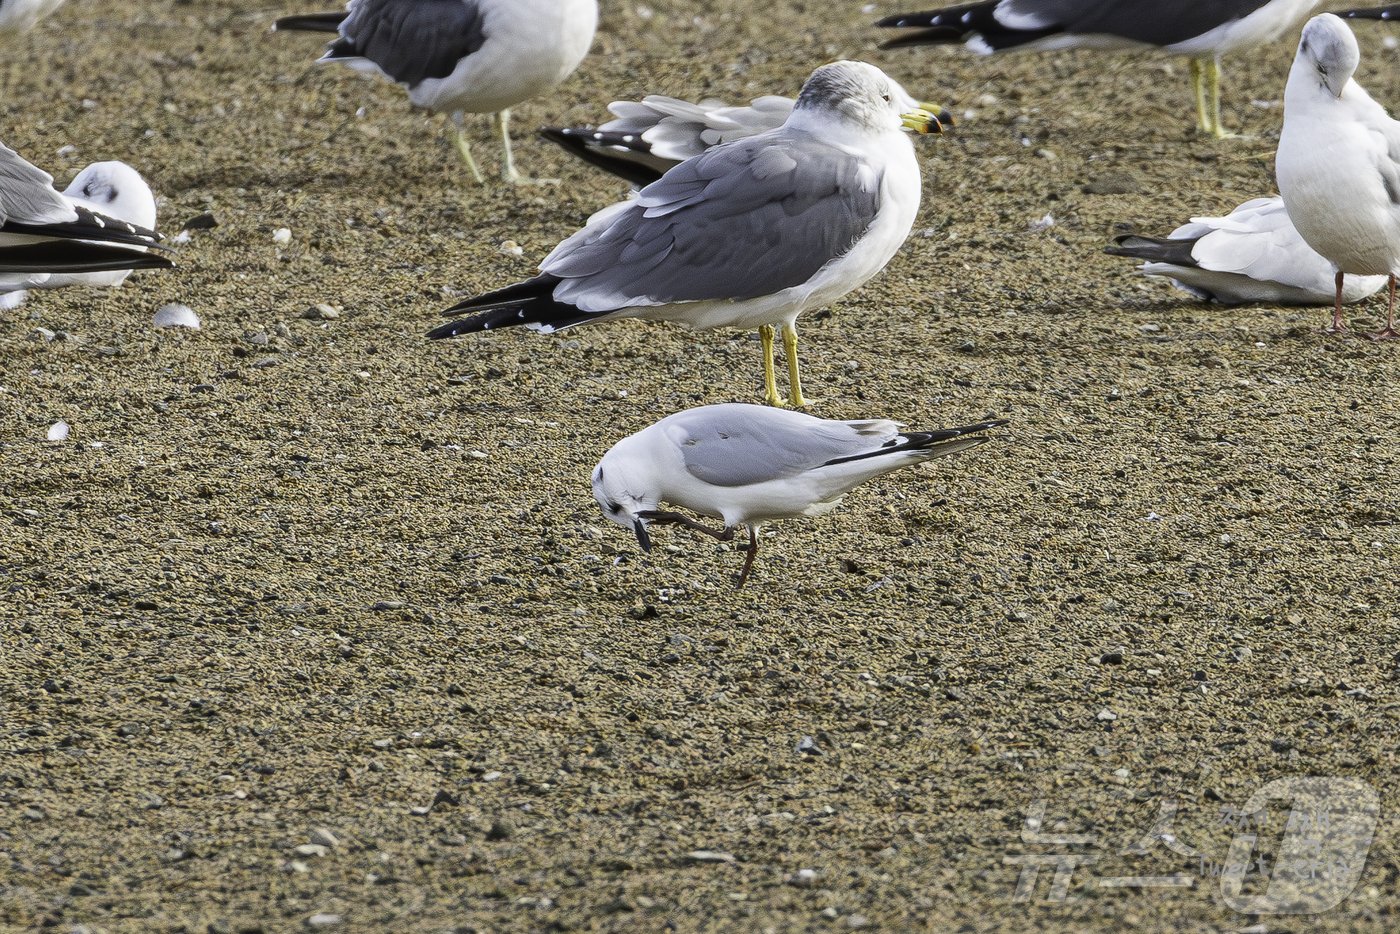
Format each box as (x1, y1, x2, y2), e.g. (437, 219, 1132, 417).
(1370, 274, 1400, 340)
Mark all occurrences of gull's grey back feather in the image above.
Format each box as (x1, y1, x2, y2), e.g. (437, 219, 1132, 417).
(543, 130, 883, 312)
(0, 142, 74, 227)
(663, 407, 903, 488)
(328, 0, 488, 85)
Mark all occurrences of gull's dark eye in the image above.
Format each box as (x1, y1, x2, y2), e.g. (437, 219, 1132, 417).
(882, 93, 891, 102)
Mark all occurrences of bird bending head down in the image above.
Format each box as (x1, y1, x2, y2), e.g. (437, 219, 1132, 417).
(591, 404, 1005, 588)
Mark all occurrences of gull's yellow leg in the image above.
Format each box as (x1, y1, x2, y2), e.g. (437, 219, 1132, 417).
(495, 109, 558, 186)
(782, 323, 809, 408)
(759, 325, 785, 407)
(1190, 59, 1210, 134)
(1207, 58, 1232, 139)
(451, 113, 485, 185)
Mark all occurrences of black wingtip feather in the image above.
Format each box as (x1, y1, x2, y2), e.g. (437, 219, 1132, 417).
(273, 11, 347, 32)
(821, 419, 1008, 468)
(537, 127, 665, 188)
(0, 241, 175, 274)
(1104, 234, 1200, 267)
(1339, 7, 1400, 21)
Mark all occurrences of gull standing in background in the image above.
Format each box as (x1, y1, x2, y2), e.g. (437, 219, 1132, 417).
(275, 0, 597, 184)
(0, 143, 171, 289)
(428, 61, 943, 408)
(592, 404, 1005, 587)
(1105, 197, 1387, 306)
(1277, 13, 1400, 337)
(876, 0, 1322, 137)
(541, 89, 953, 187)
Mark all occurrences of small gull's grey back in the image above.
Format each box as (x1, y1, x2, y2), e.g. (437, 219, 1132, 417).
(663, 407, 902, 488)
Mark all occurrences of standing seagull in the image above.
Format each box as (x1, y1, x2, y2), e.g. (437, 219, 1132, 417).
(0, 143, 171, 288)
(428, 61, 942, 408)
(876, 0, 1321, 137)
(592, 404, 1005, 587)
(541, 89, 952, 187)
(1277, 13, 1400, 338)
(275, 0, 598, 184)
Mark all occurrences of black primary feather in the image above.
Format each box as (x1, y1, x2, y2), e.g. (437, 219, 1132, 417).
(273, 10, 348, 31)
(821, 419, 1008, 467)
(0, 241, 174, 274)
(537, 127, 665, 188)
(1104, 233, 1200, 267)
(427, 275, 597, 338)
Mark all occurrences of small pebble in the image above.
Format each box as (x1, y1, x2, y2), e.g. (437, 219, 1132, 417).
(1096, 709, 1118, 722)
(309, 828, 339, 848)
(46, 421, 70, 442)
(273, 227, 292, 245)
(153, 303, 200, 329)
(305, 914, 341, 928)
(685, 850, 736, 864)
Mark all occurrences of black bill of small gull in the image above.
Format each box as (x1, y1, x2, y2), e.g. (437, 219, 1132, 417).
(274, 0, 598, 184)
(876, 0, 1322, 137)
(540, 88, 953, 187)
(1277, 13, 1400, 338)
(0, 160, 166, 296)
(426, 61, 943, 409)
(592, 403, 1006, 588)
(0, 142, 171, 292)
(1105, 196, 1387, 306)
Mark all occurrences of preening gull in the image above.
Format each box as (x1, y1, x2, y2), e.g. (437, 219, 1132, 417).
(1277, 13, 1400, 337)
(541, 88, 951, 187)
(0, 161, 165, 297)
(1106, 197, 1387, 305)
(877, 0, 1322, 137)
(0, 143, 171, 292)
(427, 61, 942, 409)
(592, 404, 1005, 587)
(275, 0, 597, 184)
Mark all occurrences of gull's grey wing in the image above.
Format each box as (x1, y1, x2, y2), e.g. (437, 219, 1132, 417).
(542, 130, 884, 312)
(0, 142, 74, 227)
(327, 0, 487, 84)
(664, 407, 900, 488)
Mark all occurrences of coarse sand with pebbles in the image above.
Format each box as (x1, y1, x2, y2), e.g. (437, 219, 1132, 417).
(2, 0, 1399, 931)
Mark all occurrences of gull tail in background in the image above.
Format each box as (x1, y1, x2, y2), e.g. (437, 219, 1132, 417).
(1337, 6, 1400, 21)
(876, 3, 1055, 50)
(1104, 234, 1198, 266)
(427, 276, 594, 338)
(271, 11, 347, 32)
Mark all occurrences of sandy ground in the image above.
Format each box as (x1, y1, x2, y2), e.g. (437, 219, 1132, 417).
(2, 0, 1399, 930)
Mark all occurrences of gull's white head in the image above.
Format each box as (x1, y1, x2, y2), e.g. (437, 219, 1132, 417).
(791, 60, 939, 134)
(63, 162, 157, 229)
(592, 443, 660, 553)
(1294, 14, 1359, 100)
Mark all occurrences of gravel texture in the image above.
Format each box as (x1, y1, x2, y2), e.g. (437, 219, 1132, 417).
(2, 1, 1398, 931)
